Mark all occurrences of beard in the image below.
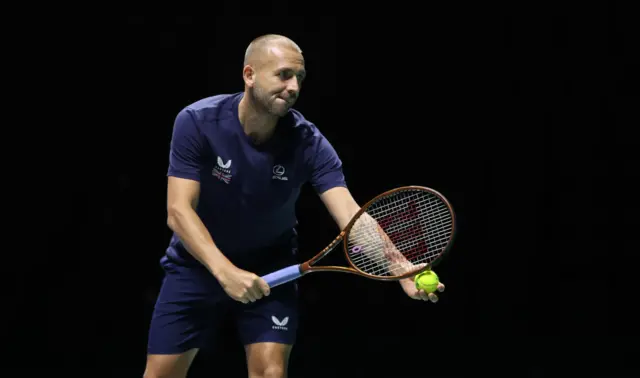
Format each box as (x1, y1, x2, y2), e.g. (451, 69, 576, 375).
(249, 83, 291, 117)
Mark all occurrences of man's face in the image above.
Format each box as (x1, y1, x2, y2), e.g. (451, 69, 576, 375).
(248, 44, 306, 117)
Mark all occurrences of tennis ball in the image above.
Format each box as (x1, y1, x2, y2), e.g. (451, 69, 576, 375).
(414, 270, 439, 294)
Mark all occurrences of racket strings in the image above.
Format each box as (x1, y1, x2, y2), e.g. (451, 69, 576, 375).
(349, 219, 451, 271)
(346, 189, 453, 277)
(349, 220, 451, 276)
(348, 208, 450, 270)
(348, 202, 450, 276)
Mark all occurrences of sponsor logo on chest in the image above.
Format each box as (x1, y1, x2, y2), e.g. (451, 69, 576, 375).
(272, 165, 288, 181)
(212, 157, 289, 183)
(212, 156, 232, 184)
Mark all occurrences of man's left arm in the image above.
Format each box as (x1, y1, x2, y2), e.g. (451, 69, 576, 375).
(319, 186, 444, 302)
(318, 186, 360, 230)
(307, 133, 442, 302)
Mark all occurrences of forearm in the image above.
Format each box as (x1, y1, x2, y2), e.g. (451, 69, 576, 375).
(349, 212, 412, 276)
(167, 206, 232, 277)
(320, 187, 414, 276)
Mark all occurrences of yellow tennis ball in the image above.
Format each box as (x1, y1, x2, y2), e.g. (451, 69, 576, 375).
(414, 270, 439, 293)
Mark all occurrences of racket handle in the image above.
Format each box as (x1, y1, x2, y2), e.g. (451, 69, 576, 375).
(261, 264, 302, 288)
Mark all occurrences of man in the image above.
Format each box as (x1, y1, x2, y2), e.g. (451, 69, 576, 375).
(144, 34, 445, 378)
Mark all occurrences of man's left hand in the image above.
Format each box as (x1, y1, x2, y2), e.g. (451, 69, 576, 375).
(399, 276, 445, 303)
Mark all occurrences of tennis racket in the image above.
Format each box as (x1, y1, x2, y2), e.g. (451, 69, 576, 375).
(261, 185, 456, 288)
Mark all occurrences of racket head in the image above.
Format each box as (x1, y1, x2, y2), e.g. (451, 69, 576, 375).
(342, 186, 456, 281)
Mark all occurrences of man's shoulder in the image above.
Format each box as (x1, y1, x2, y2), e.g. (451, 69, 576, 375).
(181, 92, 241, 122)
(185, 93, 238, 110)
(287, 108, 325, 141)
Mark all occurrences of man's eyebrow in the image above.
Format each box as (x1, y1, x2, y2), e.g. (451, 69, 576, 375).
(278, 67, 306, 77)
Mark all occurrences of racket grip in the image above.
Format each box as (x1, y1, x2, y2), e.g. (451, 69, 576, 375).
(261, 264, 302, 288)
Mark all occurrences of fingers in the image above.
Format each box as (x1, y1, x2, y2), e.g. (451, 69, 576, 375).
(245, 285, 261, 303)
(416, 290, 438, 302)
(241, 276, 271, 304)
(233, 283, 260, 304)
(249, 276, 271, 300)
(417, 282, 445, 303)
(257, 277, 271, 297)
(428, 281, 445, 303)
(243, 288, 257, 303)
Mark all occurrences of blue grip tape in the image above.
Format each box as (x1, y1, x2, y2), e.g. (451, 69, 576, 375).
(261, 264, 302, 288)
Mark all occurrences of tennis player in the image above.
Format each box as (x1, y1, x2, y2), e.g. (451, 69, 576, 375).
(143, 34, 445, 378)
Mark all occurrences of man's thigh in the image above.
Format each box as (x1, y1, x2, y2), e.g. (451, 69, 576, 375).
(147, 257, 230, 355)
(233, 281, 299, 346)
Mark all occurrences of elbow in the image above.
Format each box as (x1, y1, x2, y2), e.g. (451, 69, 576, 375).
(167, 213, 176, 232)
(167, 213, 177, 233)
(166, 204, 186, 231)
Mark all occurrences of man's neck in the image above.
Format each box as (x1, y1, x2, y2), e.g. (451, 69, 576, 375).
(238, 93, 278, 144)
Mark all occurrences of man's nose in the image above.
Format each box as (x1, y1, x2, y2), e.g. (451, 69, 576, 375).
(287, 77, 300, 94)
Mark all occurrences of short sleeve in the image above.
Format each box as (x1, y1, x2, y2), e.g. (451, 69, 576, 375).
(308, 135, 347, 194)
(167, 108, 206, 182)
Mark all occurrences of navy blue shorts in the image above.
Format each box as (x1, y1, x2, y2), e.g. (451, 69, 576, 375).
(146, 254, 299, 355)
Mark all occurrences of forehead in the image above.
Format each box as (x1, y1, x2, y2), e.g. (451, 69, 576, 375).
(264, 45, 305, 71)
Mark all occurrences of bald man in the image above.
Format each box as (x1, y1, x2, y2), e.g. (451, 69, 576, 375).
(143, 34, 442, 378)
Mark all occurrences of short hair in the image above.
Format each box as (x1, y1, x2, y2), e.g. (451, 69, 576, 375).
(243, 34, 302, 67)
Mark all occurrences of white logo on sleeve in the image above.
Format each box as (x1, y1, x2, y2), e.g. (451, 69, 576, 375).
(271, 315, 289, 331)
(212, 156, 232, 184)
(272, 165, 288, 181)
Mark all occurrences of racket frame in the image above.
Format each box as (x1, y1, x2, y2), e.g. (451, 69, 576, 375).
(299, 185, 457, 281)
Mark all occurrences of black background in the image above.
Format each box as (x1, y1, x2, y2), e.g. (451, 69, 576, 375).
(12, 4, 639, 377)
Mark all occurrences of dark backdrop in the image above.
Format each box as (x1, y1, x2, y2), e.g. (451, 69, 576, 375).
(13, 4, 638, 378)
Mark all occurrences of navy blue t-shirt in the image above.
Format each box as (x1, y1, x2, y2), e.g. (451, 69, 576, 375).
(165, 92, 347, 267)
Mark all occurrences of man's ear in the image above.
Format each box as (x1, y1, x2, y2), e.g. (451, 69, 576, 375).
(243, 65, 255, 87)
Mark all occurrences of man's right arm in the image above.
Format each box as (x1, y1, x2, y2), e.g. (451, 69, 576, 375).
(165, 107, 270, 303)
(166, 176, 233, 278)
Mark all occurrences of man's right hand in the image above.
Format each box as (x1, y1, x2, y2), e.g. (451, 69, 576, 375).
(215, 264, 271, 304)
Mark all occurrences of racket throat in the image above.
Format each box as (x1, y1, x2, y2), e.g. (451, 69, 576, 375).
(307, 233, 344, 266)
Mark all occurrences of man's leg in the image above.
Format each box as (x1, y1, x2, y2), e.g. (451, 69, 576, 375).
(144, 257, 229, 378)
(143, 349, 199, 378)
(244, 343, 293, 378)
(235, 281, 299, 378)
